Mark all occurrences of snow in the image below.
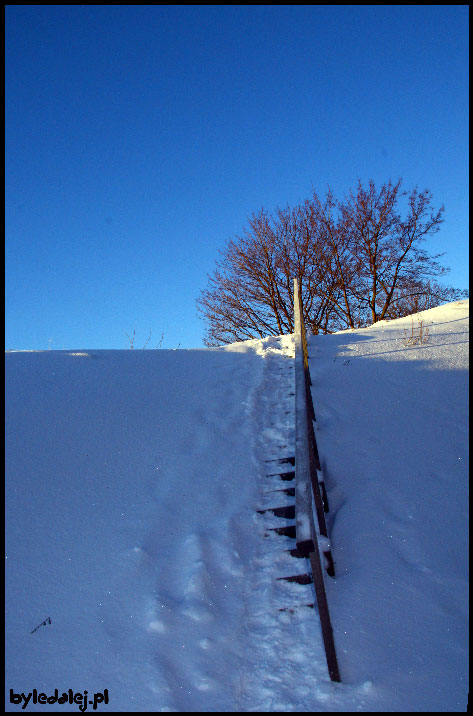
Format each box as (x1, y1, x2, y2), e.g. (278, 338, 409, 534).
(5, 302, 468, 712)
(310, 300, 469, 712)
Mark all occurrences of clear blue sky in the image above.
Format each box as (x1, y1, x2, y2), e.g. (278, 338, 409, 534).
(5, 5, 469, 350)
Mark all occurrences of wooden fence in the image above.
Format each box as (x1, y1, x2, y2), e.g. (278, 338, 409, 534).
(293, 277, 341, 683)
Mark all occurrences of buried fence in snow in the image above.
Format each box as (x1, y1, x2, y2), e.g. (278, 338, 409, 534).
(293, 277, 341, 683)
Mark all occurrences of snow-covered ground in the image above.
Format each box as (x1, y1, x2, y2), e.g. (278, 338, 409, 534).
(310, 300, 469, 712)
(5, 300, 468, 712)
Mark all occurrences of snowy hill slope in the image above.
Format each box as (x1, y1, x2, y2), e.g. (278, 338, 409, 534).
(5, 300, 468, 712)
(309, 300, 469, 712)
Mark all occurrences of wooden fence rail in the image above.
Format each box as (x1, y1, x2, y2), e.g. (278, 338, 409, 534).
(293, 277, 341, 683)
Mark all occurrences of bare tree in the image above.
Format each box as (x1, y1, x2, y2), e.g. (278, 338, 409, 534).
(197, 204, 339, 345)
(197, 180, 463, 345)
(338, 180, 446, 323)
(381, 279, 468, 319)
(197, 211, 292, 346)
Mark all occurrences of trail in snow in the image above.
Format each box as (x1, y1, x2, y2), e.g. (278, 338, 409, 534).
(236, 335, 326, 711)
(234, 335, 370, 712)
(89, 347, 266, 712)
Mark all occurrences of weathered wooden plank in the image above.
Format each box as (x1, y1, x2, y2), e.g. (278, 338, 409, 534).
(294, 278, 317, 554)
(309, 550, 341, 682)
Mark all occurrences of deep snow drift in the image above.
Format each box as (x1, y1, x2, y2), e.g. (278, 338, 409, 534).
(5, 300, 468, 712)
